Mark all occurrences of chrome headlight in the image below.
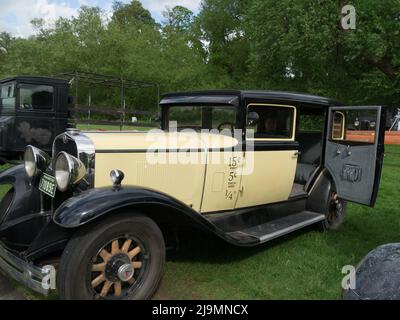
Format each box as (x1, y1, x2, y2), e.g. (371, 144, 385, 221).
(55, 152, 86, 192)
(24, 145, 51, 178)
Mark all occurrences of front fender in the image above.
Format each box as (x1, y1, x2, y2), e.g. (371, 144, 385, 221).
(0, 165, 41, 225)
(54, 186, 208, 229)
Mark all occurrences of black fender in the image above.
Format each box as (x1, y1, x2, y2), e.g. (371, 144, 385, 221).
(0, 165, 41, 225)
(306, 169, 333, 215)
(53, 186, 253, 246)
(0, 165, 67, 255)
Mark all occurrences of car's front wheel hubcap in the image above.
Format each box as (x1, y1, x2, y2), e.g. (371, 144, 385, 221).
(117, 263, 135, 282)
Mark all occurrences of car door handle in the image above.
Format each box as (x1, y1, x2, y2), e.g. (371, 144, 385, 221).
(293, 151, 301, 157)
(346, 145, 352, 156)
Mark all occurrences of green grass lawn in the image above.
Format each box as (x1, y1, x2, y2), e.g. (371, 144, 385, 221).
(0, 146, 399, 300)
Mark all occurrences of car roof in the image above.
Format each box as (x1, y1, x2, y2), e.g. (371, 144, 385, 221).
(161, 90, 341, 107)
(0, 76, 69, 85)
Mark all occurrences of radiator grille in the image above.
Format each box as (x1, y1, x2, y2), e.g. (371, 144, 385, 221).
(53, 135, 78, 159)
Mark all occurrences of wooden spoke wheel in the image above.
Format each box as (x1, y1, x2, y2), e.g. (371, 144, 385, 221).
(90, 237, 146, 299)
(322, 191, 347, 231)
(57, 213, 165, 300)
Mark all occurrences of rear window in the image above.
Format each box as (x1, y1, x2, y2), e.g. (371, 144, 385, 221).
(19, 84, 54, 111)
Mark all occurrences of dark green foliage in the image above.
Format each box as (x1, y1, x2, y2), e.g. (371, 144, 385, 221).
(0, 0, 399, 110)
(112, 0, 158, 27)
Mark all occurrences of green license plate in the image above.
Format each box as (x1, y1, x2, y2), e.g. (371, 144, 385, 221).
(39, 173, 57, 198)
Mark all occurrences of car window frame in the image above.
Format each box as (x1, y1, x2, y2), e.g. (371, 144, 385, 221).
(330, 111, 346, 140)
(16, 82, 56, 113)
(246, 103, 297, 142)
(164, 105, 239, 131)
(328, 109, 378, 146)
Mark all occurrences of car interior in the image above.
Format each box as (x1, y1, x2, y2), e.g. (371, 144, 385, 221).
(291, 107, 326, 197)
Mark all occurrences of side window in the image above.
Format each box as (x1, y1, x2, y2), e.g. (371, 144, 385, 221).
(167, 106, 236, 131)
(19, 84, 54, 111)
(210, 107, 236, 130)
(168, 106, 201, 129)
(331, 111, 345, 140)
(0, 83, 15, 109)
(247, 104, 295, 140)
(330, 110, 378, 144)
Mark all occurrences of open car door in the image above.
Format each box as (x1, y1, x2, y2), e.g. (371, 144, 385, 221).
(325, 106, 385, 206)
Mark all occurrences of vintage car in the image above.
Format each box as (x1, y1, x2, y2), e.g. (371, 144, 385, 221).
(0, 90, 385, 299)
(0, 72, 157, 163)
(0, 76, 70, 163)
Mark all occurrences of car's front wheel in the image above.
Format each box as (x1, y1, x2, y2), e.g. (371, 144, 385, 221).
(57, 212, 165, 300)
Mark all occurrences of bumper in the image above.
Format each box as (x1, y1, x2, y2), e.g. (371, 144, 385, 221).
(0, 243, 49, 295)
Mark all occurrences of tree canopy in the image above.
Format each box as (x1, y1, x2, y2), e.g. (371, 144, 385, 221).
(0, 0, 399, 110)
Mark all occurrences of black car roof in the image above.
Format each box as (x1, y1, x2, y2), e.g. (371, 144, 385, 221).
(0, 76, 69, 85)
(161, 90, 341, 107)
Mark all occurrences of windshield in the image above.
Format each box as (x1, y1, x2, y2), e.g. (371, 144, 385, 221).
(166, 106, 237, 132)
(0, 82, 16, 109)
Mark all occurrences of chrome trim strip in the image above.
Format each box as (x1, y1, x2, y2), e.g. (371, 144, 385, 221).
(0, 243, 49, 295)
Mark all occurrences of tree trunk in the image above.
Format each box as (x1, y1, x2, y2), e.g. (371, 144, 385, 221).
(365, 56, 398, 81)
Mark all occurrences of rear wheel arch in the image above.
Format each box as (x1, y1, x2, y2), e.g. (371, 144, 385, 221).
(324, 165, 341, 193)
(307, 169, 333, 214)
(308, 169, 347, 231)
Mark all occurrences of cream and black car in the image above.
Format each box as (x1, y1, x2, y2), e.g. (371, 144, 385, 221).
(0, 90, 385, 299)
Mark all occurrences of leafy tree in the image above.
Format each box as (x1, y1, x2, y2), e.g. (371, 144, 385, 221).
(163, 6, 194, 33)
(0, 32, 12, 76)
(245, 0, 400, 104)
(196, 0, 251, 85)
(0, 32, 11, 53)
(0, 0, 399, 109)
(111, 1, 157, 28)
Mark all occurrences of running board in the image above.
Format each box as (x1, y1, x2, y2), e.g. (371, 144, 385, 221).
(226, 211, 325, 244)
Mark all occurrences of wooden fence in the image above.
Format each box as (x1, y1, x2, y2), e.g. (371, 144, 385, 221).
(69, 105, 159, 129)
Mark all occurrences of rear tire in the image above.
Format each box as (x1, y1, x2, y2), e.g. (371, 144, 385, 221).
(57, 212, 165, 300)
(320, 191, 347, 231)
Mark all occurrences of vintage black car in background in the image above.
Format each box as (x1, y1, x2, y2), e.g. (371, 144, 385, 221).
(0, 72, 159, 164)
(0, 77, 70, 163)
